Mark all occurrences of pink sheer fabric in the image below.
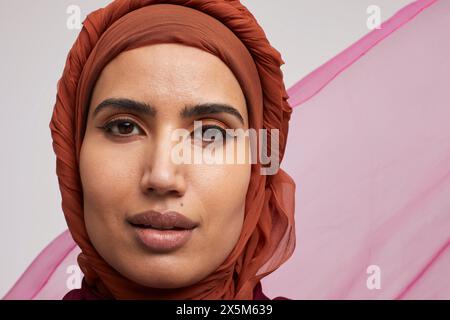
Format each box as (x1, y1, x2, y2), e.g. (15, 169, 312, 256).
(4, 0, 450, 299)
(262, 0, 450, 299)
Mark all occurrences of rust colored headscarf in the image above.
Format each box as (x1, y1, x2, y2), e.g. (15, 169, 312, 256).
(49, 0, 295, 300)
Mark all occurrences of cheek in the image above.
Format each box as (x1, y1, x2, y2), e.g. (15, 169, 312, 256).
(191, 162, 251, 247)
(79, 139, 141, 214)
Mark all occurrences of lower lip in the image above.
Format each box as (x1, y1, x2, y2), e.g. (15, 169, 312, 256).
(132, 226, 194, 252)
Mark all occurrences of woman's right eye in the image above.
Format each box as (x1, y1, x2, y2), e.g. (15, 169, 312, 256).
(101, 118, 144, 137)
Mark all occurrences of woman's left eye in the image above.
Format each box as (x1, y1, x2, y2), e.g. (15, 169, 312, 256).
(102, 118, 144, 137)
(191, 124, 233, 146)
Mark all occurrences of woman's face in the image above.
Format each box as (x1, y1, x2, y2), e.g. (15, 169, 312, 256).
(79, 43, 251, 288)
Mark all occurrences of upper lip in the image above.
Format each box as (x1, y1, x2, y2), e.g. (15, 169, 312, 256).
(127, 210, 199, 230)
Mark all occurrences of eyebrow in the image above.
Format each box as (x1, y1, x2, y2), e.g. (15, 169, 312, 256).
(93, 98, 245, 125)
(93, 98, 155, 117)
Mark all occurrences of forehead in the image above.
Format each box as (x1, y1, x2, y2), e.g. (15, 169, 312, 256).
(89, 43, 247, 120)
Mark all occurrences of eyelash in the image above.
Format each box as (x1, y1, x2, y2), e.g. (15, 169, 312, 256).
(100, 117, 234, 144)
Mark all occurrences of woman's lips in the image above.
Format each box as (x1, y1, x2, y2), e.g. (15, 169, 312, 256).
(127, 210, 199, 229)
(132, 226, 195, 253)
(127, 210, 198, 252)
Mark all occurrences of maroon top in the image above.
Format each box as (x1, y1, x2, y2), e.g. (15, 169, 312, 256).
(63, 278, 289, 300)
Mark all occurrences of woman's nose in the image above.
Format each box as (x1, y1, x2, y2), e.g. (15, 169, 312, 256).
(140, 135, 187, 198)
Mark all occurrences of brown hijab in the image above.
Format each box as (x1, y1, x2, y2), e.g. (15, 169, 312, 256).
(50, 0, 295, 299)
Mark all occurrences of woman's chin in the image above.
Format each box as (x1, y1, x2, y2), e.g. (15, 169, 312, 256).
(125, 270, 203, 289)
(109, 258, 202, 289)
